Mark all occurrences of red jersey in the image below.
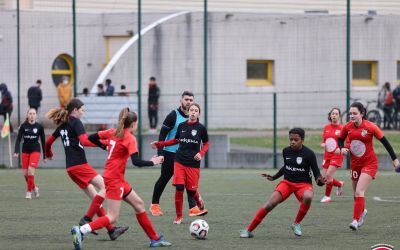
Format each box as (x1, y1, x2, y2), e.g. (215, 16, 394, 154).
(339, 119, 384, 167)
(322, 123, 343, 160)
(99, 128, 138, 180)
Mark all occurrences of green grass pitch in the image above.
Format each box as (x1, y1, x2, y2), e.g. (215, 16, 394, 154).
(0, 168, 399, 249)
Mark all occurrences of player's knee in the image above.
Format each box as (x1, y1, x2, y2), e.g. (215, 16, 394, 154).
(176, 184, 185, 191)
(354, 190, 365, 197)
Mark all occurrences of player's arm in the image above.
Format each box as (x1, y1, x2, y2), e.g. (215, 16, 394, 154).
(309, 151, 325, 186)
(157, 111, 177, 155)
(88, 129, 115, 150)
(39, 126, 46, 159)
(372, 125, 400, 170)
(152, 138, 179, 148)
(45, 128, 60, 159)
(270, 166, 285, 181)
(130, 153, 155, 167)
(13, 124, 24, 155)
(336, 126, 349, 155)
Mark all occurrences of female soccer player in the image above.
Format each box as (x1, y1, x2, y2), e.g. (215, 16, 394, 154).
(336, 102, 400, 230)
(320, 108, 345, 203)
(45, 98, 128, 240)
(14, 108, 45, 199)
(71, 107, 171, 249)
(240, 128, 325, 238)
(151, 103, 209, 225)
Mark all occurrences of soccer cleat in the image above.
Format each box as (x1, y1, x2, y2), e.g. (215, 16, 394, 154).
(79, 216, 98, 235)
(173, 216, 183, 225)
(239, 229, 254, 238)
(71, 226, 84, 250)
(358, 209, 368, 227)
(196, 194, 205, 210)
(150, 204, 164, 216)
(33, 186, 40, 198)
(108, 226, 129, 241)
(188, 206, 208, 216)
(320, 196, 331, 203)
(336, 181, 344, 196)
(25, 192, 32, 200)
(349, 220, 358, 231)
(149, 235, 172, 247)
(291, 223, 302, 236)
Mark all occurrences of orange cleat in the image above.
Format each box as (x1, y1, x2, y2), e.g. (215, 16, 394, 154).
(149, 204, 164, 216)
(188, 206, 208, 217)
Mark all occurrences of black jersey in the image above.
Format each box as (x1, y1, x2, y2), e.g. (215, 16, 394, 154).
(273, 145, 321, 184)
(14, 121, 45, 156)
(52, 117, 87, 168)
(174, 121, 209, 168)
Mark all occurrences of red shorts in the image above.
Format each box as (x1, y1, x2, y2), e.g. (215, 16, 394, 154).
(322, 156, 343, 169)
(21, 152, 41, 169)
(275, 180, 313, 202)
(104, 178, 132, 200)
(173, 162, 200, 191)
(350, 164, 377, 181)
(67, 163, 99, 189)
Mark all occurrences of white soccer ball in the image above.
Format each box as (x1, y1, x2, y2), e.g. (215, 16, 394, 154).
(189, 219, 209, 239)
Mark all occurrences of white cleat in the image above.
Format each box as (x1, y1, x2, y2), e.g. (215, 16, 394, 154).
(320, 196, 331, 203)
(33, 186, 40, 198)
(349, 220, 358, 231)
(358, 209, 368, 227)
(336, 181, 344, 196)
(25, 192, 32, 200)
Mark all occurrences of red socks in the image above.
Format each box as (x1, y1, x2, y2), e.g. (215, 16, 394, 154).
(325, 182, 333, 196)
(247, 208, 268, 232)
(294, 202, 311, 224)
(136, 211, 159, 240)
(27, 175, 34, 192)
(85, 195, 104, 218)
(88, 216, 111, 231)
(353, 197, 365, 220)
(332, 179, 342, 187)
(175, 190, 184, 217)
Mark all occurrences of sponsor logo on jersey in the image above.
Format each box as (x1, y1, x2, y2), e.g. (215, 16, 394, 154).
(296, 157, 302, 165)
(33, 128, 38, 134)
(191, 129, 197, 136)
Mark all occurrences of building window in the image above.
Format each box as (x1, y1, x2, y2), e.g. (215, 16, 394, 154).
(51, 54, 74, 87)
(246, 60, 273, 86)
(352, 61, 377, 86)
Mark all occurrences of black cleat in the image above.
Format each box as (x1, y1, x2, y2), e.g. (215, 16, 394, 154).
(108, 226, 129, 241)
(79, 216, 99, 235)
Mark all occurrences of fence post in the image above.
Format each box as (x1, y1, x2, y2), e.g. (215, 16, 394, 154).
(273, 92, 277, 169)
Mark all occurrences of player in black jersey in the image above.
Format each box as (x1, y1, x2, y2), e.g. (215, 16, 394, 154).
(14, 108, 45, 199)
(240, 128, 325, 238)
(152, 103, 209, 224)
(45, 98, 128, 240)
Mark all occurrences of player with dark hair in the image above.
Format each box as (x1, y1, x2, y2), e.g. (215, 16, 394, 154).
(152, 103, 209, 224)
(240, 128, 325, 238)
(45, 98, 128, 240)
(150, 91, 200, 216)
(337, 102, 400, 230)
(320, 107, 345, 203)
(71, 107, 171, 249)
(13, 108, 45, 199)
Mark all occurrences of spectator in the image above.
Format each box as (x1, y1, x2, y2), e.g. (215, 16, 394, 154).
(82, 88, 89, 97)
(27, 79, 42, 111)
(105, 79, 114, 96)
(117, 85, 128, 96)
(97, 84, 106, 96)
(0, 83, 14, 132)
(57, 76, 72, 108)
(378, 82, 394, 129)
(148, 77, 160, 133)
(393, 82, 400, 128)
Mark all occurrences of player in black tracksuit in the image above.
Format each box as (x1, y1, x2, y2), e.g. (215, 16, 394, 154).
(14, 108, 45, 199)
(240, 128, 325, 238)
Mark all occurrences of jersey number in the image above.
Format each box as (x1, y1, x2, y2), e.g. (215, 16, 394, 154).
(60, 129, 70, 147)
(107, 140, 116, 159)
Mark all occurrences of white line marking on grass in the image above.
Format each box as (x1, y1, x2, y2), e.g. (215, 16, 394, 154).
(373, 196, 400, 203)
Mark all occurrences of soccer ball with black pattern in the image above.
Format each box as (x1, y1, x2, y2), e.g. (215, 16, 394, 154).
(189, 219, 209, 239)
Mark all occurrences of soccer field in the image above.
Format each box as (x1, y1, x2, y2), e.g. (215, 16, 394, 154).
(0, 168, 399, 250)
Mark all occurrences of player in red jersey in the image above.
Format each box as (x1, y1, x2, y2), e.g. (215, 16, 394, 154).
(45, 98, 128, 240)
(337, 102, 400, 230)
(151, 103, 209, 225)
(14, 108, 46, 199)
(240, 128, 325, 238)
(320, 108, 345, 203)
(71, 107, 171, 249)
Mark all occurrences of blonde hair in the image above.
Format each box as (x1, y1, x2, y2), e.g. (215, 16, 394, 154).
(47, 98, 84, 126)
(115, 107, 138, 138)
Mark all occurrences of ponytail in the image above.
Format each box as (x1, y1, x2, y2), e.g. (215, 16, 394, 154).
(47, 108, 69, 125)
(115, 107, 138, 138)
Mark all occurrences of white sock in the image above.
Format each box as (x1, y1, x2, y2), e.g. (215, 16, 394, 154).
(80, 224, 92, 235)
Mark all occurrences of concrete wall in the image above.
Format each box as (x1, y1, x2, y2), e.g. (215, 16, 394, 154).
(1, 11, 400, 129)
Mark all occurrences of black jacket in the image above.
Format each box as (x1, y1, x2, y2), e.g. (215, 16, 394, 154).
(27, 86, 42, 108)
